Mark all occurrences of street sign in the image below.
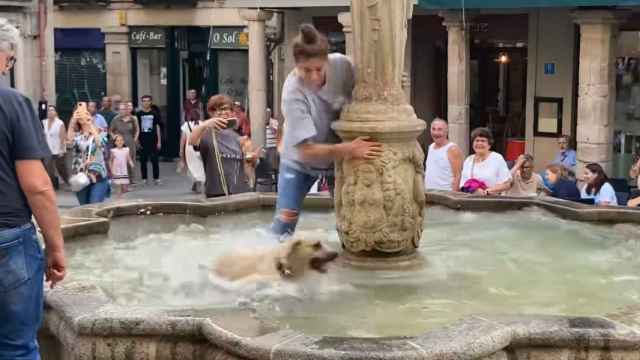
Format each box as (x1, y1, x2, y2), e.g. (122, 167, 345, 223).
(544, 63, 556, 75)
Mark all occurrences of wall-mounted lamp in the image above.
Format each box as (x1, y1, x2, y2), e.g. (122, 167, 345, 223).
(495, 52, 510, 64)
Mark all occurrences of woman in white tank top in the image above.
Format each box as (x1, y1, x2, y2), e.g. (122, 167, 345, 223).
(42, 105, 69, 188)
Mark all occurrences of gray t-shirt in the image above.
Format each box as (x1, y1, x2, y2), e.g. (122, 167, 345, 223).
(280, 53, 355, 175)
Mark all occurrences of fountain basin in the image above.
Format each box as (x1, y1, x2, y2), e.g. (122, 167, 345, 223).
(41, 193, 640, 359)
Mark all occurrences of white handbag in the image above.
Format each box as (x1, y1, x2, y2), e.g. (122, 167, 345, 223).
(69, 138, 93, 192)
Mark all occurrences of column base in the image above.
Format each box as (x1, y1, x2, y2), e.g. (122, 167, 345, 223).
(337, 249, 425, 271)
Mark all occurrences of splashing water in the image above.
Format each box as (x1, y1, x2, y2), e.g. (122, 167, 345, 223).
(65, 207, 640, 337)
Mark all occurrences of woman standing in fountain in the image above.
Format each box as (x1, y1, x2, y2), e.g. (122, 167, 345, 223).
(270, 24, 383, 237)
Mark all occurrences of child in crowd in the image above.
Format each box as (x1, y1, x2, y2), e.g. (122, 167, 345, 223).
(239, 135, 262, 189)
(110, 134, 134, 197)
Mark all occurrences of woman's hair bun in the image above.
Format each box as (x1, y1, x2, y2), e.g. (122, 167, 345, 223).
(292, 23, 329, 63)
(299, 24, 319, 44)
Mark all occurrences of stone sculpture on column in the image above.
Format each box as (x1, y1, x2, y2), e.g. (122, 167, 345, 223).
(333, 0, 426, 264)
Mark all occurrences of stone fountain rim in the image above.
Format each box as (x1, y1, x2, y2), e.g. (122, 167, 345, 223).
(47, 192, 640, 360)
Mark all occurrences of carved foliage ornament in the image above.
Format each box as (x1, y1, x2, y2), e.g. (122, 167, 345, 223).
(335, 142, 425, 253)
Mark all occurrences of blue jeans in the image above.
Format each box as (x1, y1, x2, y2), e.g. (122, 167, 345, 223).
(270, 163, 333, 236)
(75, 178, 110, 205)
(0, 223, 44, 360)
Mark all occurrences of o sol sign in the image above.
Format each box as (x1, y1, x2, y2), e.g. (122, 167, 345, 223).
(209, 27, 248, 49)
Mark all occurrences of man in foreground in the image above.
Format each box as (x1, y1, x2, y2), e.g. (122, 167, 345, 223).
(0, 18, 66, 359)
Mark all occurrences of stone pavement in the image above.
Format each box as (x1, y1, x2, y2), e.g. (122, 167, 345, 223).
(55, 161, 202, 208)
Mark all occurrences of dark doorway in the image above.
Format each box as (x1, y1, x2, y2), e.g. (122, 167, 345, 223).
(470, 46, 527, 155)
(468, 14, 529, 156)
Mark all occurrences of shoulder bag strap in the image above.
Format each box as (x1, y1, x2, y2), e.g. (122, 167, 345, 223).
(86, 137, 94, 167)
(470, 155, 476, 179)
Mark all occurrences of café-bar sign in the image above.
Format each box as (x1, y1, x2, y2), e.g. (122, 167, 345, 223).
(130, 27, 166, 48)
(209, 27, 248, 49)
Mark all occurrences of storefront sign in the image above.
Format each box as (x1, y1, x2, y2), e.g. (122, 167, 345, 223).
(209, 28, 248, 49)
(130, 27, 166, 48)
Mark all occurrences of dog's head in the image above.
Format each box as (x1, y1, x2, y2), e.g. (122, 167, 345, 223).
(275, 235, 338, 280)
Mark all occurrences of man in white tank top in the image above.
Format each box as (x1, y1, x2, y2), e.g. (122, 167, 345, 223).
(424, 118, 463, 191)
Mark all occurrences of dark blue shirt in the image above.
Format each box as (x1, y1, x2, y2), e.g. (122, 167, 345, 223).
(551, 179, 581, 202)
(0, 86, 51, 228)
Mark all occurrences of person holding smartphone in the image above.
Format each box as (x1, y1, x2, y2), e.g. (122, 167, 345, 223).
(189, 94, 250, 198)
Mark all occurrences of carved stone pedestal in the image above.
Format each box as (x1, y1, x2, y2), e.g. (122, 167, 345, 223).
(332, 0, 425, 267)
(333, 104, 426, 266)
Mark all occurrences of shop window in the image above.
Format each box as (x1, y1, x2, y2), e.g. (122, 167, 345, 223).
(135, 48, 168, 121)
(55, 50, 106, 122)
(533, 97, 563, 137)
(614, 31, 640, 179)
(217, 51, 248, 104)
(313, 17, 346, 55)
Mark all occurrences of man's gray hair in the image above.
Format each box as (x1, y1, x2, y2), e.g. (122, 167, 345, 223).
(0, 18, 20, 53)
(431, 117, 449, 129)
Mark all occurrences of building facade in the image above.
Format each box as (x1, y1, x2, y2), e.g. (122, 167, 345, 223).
(411, 0, 640, 181)
(51, 0, 640, 185)
(1, 0, 55, 114)
(52, 0, 351, 157)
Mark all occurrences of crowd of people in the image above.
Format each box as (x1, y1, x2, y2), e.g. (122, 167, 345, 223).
(41, 89, 278, 206)
(424, 119, 640, 207)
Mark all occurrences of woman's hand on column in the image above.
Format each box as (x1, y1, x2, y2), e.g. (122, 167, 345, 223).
(347, 137, 384, 161)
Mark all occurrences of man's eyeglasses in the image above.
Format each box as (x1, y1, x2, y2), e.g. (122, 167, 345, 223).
(6, 55, 16, 69)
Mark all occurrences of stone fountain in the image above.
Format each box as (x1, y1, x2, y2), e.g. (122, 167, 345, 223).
(333, 0, 426, 268)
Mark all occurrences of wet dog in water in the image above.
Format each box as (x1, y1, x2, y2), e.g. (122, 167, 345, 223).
(212, 234, 339, 284)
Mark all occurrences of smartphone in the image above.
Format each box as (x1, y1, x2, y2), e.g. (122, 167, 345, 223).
(226, 118, 238, 129)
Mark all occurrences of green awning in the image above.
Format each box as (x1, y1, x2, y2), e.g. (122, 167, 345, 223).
(418, 0, 640, 9)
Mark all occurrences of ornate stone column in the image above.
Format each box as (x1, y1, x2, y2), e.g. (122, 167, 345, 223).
(572, 10, 625, 175)
(102, 26, 132, 101)
(333, 0, 426, 266)
(239, 9, 273, 150)
(440, 11, 471, 157)
(338, 12, 354, 59)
